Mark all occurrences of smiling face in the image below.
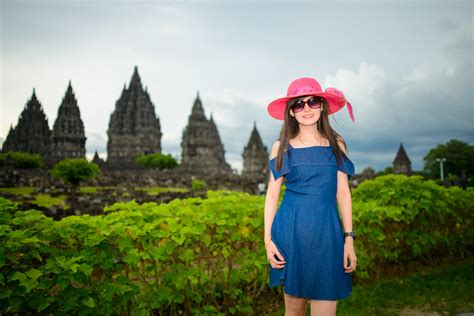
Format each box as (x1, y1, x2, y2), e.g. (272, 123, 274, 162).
(288, 95, 323, 125)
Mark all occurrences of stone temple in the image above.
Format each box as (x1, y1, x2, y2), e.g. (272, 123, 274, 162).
(48, 81, 87, 165)
(92, 150, 106, 169)
(241, 122, 268, 181)
(393, 142, 412, 175)
(1, 89, 51, 157)
(180, 92, 232, 175)
(106, 66, 162, 168)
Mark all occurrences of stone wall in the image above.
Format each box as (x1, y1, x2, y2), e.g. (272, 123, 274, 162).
(0, 166, 264, 196)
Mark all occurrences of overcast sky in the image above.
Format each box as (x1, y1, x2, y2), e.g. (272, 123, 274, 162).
(1, 0, 472, 174)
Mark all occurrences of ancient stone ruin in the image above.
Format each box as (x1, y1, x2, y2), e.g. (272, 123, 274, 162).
(2, 88, 51, 158)
(106, 66, 163, 169)
(393, 142, 412, 175)
(1, 66, 271, 197)
(180, 92, 232, 176)
(241, 122, 268, 182)
(48, 81, 87, 166)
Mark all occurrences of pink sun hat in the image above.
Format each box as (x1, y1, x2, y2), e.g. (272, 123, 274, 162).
(267, 77, 354, 122)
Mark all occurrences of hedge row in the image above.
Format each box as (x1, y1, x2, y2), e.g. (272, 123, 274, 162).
(1, 175, 472, 314)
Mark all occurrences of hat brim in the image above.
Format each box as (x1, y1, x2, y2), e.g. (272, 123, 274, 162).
(267, 92, 347, 120)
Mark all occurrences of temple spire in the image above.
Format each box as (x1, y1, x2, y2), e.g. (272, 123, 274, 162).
(393, 142, 412, 175)
(106, 66, 162, 168)
(50, 81, 86, 164)
(180, 93, 232, 174)
(1, 89, 51, 157)
(129, 65, 142, 89)
(242, 123, 268, 179)
(191, 91, 206, 119)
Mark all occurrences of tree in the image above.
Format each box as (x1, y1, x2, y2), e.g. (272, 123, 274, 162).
(49, 158, 100, 195)
(135, 153, 178, 169)
(423, 139, 474, 181)
(0, 151, 43, 168)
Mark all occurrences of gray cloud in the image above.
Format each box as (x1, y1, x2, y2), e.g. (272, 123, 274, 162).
(1, 1, 472, 174)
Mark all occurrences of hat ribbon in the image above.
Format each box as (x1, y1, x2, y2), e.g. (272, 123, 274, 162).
(325, 87, 355, 123)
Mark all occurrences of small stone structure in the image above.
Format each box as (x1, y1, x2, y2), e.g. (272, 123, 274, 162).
(241, 122, 268, 182)
(393, 142, 412, 175)
(91, 151, 106, 169)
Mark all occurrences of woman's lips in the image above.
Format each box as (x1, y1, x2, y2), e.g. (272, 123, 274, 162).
(303, 114, 314, 118)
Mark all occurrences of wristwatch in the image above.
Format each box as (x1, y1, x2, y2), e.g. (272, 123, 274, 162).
(344, 231, 356, 240)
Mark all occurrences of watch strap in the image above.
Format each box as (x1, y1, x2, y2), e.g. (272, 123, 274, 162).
(344, 231, 356, 240)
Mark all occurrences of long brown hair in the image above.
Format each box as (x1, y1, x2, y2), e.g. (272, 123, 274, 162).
(274, 96, 350, 171)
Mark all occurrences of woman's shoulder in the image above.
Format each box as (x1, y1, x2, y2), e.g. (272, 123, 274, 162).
(335, 135, 349, 155)
(270, 139, 282, 159)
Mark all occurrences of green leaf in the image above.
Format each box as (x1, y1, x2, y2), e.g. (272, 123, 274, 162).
(216, 219, 227, 225)
(79, 264, 93, 277)
(117, 236, 133, 252)
(11, 271, 37, 292)
(179, 249, 194, 262)
(171, 234, 186, 245)
(37, 300, 50, 312)
(124, 249, 140, 265)
(81, 297, 95, 308)
(26, 268, 42, 280)
(85, 234, 105, 247)
(0, 288, 12, 299)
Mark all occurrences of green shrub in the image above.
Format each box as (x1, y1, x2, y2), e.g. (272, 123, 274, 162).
(135, 153, 178, 169)
(0, 151, 43, 169)
(0, 192, 264, 314)
(351, 174, 474, 279)
(0, 175, 472, 314)
(191, 178, 207, 191)
(49, 158, 99, 187)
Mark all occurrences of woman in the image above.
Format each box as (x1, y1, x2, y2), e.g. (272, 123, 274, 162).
(264, 77, 357, 316)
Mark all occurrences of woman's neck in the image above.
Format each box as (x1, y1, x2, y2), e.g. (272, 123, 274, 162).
(297, 124, 322, 141)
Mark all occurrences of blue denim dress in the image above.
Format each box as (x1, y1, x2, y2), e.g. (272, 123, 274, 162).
(268, 141, 355, 300)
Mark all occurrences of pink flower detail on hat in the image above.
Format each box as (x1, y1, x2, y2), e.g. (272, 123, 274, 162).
(324, 87, 354, 123)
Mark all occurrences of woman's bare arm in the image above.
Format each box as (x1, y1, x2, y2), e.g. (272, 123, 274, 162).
(336, 139, 353, 235)
(264, 140, 284, 246)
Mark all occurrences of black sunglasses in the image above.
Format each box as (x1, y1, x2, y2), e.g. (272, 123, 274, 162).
(290, 96, 323, 113)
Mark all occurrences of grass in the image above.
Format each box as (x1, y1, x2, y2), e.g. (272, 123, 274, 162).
(266, 256, 474, 316)
(79, 186, 98, 193)
(31, 194, 69, 209)
(0, 187, 36, 195)
(134, 186, 189, 196)
(79, 186, 126, 193)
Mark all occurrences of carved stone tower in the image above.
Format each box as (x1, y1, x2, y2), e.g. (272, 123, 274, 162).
(106, 66, 162, 168)
(1, 89, 51, 158)
(180, 92, 232, 175)
(49, 81, 87, 165)
(393, 142, 412, 175)
(91, 150, 106, 169)
(241, 122, 268, 180)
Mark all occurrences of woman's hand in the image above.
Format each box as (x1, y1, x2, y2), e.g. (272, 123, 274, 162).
(343, 238, 357, 273)
(265, 240, 286, 269)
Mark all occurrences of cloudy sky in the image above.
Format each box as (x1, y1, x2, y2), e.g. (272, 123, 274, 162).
(1, 0, 472, 174)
